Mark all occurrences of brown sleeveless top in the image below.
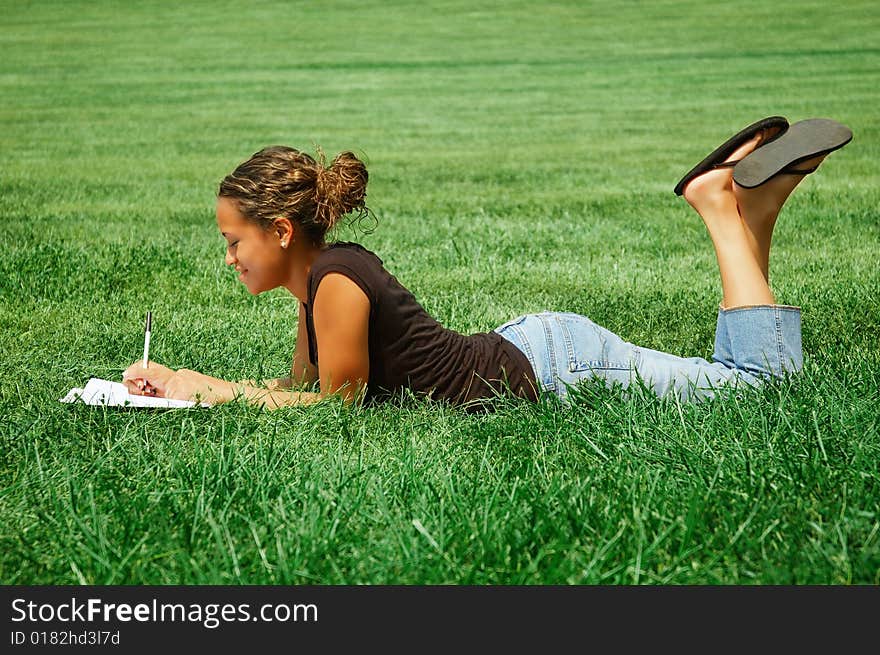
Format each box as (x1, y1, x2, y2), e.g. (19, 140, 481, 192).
(304, 242, 538, 412)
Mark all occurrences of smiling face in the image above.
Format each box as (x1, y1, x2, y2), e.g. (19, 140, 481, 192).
(216, 196, 289, 295)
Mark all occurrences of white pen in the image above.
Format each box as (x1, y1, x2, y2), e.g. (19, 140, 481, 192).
(142, 311, 152, 368)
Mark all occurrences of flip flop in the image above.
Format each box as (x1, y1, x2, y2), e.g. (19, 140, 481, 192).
(673, 116, 789, 196)
(732, 118, 853, 188)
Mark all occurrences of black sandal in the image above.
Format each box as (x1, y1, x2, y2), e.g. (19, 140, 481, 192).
(673, 116, 789, 196)
(732, 118, 853, 188)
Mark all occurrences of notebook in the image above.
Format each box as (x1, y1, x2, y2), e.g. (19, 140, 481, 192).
(60, 377, 212, 408)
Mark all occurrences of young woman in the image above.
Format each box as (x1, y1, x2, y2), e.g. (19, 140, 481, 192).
(123, 117, 852, 411)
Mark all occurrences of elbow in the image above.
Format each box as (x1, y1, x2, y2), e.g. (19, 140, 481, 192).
(323, 378, 368, 406)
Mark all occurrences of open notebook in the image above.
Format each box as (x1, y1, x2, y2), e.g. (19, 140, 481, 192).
(60, 378, 212, 408)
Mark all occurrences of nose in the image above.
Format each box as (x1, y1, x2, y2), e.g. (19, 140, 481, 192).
(225, 248, 236, 267)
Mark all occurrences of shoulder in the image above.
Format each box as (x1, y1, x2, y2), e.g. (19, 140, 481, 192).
(314, 272, 371, 316)
(315, 241, 383, 267)
(309, 242, 383, 306)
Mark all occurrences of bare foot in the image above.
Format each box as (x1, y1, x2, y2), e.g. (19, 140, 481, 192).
(734, 152, 828, 224)
(683, 134, 763, 223)
(734, 152, 829, 278)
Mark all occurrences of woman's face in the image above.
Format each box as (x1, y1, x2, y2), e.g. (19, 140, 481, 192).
(216, 196, 287, 295)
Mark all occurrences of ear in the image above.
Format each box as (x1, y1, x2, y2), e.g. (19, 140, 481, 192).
(272, 217, 295, 243)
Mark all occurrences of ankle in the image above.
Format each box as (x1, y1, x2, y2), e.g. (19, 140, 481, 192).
(702, 213, 747, 240)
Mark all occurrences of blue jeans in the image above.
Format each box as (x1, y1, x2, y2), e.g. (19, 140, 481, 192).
(494, 306, 802, 403)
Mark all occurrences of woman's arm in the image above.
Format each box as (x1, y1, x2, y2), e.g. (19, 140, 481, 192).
(185, 371, 326, 408)
(129, 367, 327, 408)
(312, 273, 370, 404)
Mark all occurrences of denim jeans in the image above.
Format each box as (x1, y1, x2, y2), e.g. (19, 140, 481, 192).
(494, 306, 802, 403)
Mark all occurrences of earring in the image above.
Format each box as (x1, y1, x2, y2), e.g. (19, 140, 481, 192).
(281, 241, 287, 248)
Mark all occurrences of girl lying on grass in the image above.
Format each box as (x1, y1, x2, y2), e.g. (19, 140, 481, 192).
(124, 116, 852, 411)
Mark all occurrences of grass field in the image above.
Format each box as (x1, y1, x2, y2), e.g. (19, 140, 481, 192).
(1, 0, 878, 584)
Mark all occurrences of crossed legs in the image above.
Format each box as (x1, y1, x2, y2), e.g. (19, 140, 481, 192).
(682, 132, 827, 308)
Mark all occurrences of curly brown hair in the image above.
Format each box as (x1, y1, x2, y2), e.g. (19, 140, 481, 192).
(218, 146, 371, 245)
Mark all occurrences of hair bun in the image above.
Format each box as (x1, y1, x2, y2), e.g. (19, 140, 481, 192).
(219, 145, 374, 246)
(314, 151, 369, 229)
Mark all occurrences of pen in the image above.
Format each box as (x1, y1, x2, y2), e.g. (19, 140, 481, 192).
(142, 311, 152, 369)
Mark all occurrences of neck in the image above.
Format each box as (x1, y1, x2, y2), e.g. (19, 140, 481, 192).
(283, 240, 327, 303)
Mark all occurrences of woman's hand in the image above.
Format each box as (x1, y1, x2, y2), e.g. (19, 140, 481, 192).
(123, 362, 233, 404)
(123, 361, 176, 396)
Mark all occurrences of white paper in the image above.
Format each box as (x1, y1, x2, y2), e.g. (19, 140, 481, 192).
(60, 378, 211, 408)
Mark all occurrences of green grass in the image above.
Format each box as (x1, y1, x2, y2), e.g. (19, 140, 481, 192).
(1, 0, 878, 584)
